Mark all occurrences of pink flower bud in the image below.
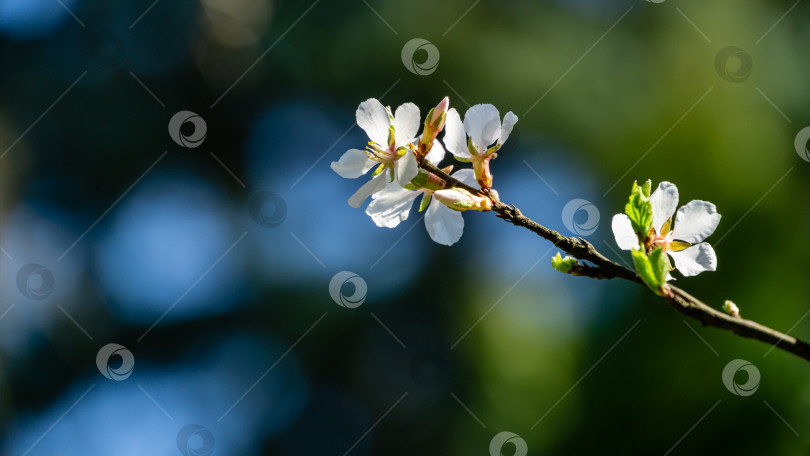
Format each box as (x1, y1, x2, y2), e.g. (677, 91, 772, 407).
(431, 96, 449, 125)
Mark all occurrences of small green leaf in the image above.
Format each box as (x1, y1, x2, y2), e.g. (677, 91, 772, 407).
(418, 193, 432, 212)
(647, 246, 668, 286)
(632, 247, 668, 294)
(551, 252, 579, 274)
(625, 180, 653, 237)
(641, 179, 652, 198)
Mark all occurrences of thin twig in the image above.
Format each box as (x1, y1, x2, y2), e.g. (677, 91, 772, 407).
(418, 158, 810, 363)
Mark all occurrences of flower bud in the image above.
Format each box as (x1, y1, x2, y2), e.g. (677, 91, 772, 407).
(551, 253, 579, 274)
(418, 97, 450, 158)
(408, 169, 446, 191)
(431, 96, 449, 125)
(433, 188, 492, 212)
(723, 300, 740, 318)
(472, 155, 494, 189)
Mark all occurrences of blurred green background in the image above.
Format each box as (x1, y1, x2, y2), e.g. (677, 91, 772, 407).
(0, 0, 808, 454)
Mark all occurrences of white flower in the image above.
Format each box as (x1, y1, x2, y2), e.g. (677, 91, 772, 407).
(331, 98, 420, 208)
(365, 142, 475, 246)
(612, 181, 721, 277)
(443, 104, 517, 188)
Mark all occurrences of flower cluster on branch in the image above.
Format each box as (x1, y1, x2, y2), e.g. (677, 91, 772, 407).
(332, 97, 514, 245)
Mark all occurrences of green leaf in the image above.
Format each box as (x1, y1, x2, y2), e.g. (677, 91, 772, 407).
(641, 179, 651, 198)
(647, 246, 668, 286)
(551, 252, 579, 274)
(418, 193, 431, 212)
(631, 247, 668, 294)
(625, 180, 653, 237)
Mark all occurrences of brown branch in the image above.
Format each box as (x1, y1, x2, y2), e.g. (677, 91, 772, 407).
(419, 158, 810, 363)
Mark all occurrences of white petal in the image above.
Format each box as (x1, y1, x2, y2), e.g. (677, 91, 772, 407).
(498, 111, 518, 146)
(650, 181, 679, 234)
(672, 200, 721, 243)
(426, 138, 446, 165)
(356, 98, 390, 146)
(443, 108, 470, 159)
(394, 103, 420, 147)
(366, 185, 420, 228)
(451, 168, 477, 187)
(348, 172, 387, 208)
(425, 199, 464, 246)
(611, 214, 639, 250)
(396, 150, 418, 186)
(668, 243, 717, 277)
(464, 104, 500, 151)
(330, 149, 375, 178)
